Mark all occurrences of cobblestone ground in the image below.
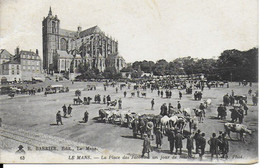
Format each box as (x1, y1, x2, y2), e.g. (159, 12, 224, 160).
(0, 81, 258, 163)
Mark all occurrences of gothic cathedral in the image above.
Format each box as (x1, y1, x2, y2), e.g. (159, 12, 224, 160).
(42, 7, 125, 74)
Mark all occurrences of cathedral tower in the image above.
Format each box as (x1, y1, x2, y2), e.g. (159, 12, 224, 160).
(42, 7, 60, 73)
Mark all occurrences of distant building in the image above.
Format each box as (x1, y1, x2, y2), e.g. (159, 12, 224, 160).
(0, 49, 13, 74)
(0, 47, 43, 82)
(14, 47, 42, 81)
(1, 60, 21, 82)
(42, 7, 126, 74)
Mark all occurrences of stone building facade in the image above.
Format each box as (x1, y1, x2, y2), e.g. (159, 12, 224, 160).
(42, 7, 125, 74)
(0, 48, 43, 82)
(14, 48, 42, 80)
(0, 49, 13, 75)
(1, 60, 21, 82)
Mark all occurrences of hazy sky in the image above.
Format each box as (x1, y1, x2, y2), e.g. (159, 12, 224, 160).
(0, 0, 258, 62)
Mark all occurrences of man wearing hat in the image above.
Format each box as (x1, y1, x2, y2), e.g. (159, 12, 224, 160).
(177, 101, 181, 110)
(15, 145, 25, 154)
(175, 130, 184, 155)
(56, 111, 63, 125)
(166, 127, 175, 154)
(83, 110, 89, 123)
(155, 127, 163, 149)
(198, 133, 206, 159)
(141, 133, 151, 158)
(194, 129, 201, 154)
(186, 133, 194, 158)
(208, 133, 219, 160)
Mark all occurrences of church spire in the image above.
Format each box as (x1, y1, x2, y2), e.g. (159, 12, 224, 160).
(48, 6, 52, 16)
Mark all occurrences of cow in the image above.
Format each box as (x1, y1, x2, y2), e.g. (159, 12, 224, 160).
(73, 97, 83, 105)
(203, 99, 212, 108)
(109, 100, 117, 107)
(160, 116, 170, 133)
(186, 116, 198, 132)
(224, 123, 252, 142)
(234, 95, 247, 104)
(193, 109, 204, 123)
(183, 108, 191, 116)
(99, 109, 111, 122)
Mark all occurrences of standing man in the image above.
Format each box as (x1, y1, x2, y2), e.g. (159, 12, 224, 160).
(116, 87, 118, 93)
(106, 95, 111, 106)
(67, 105, 72, 117)
(199, 103, 206, 117)
(175, 130, 184, 155)
(155, 127, 163, 149)
(158, 90, 160, 96)
(231, 90, 234, 97)
(137, 90, 140, 97)
(186, 133, 194, 158)
(166, 128, 175, 154)
(124, 91, 127, 98)
(221, 133, 229, 159)
(177, 101, 181, 111)
(208, 133, 219, 160)
(62, 104, 67, 117)
(243, 103, 248, 115)
(141, 134, 151, 158)
(179, 91, 182, 100)
(194, 129, 201, 154)
(56, 111, 63, 125)
(132, 119, 138, 138)
(151, 98, 155, 110)
(199, 133, 206, 159)
(161, 90, 164, 98)
(118, 98, 122, 109)
(83, 110, 89, 123)
(103, 95, 106, 104)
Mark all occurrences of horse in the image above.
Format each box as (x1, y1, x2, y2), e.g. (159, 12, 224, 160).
(224, 123, 252, 142)
(131, 92, 135, 97)
(141, 93, 146, 97)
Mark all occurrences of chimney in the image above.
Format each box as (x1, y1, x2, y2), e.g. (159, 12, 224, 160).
(15, 47, 20, 56)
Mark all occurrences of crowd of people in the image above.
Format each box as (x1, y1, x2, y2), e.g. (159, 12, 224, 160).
(141, 128, 229, 160)
(46, 78, 257, 161)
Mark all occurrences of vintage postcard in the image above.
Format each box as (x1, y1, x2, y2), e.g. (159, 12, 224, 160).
(0, 0, 258, 164)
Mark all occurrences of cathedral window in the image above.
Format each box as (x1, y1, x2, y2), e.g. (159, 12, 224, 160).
(60, 38, 67, 51)
(52, 21, 56, 33)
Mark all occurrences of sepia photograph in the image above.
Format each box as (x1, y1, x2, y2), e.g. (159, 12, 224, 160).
(0, 0, 258, 164)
